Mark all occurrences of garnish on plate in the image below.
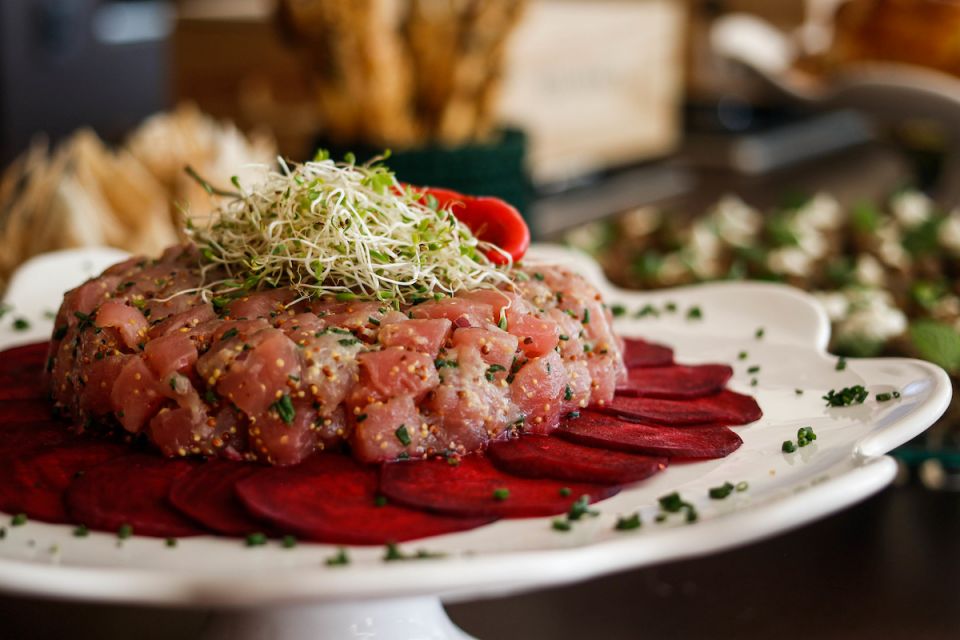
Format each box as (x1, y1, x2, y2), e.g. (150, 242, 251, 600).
(184, 154, 515, 306)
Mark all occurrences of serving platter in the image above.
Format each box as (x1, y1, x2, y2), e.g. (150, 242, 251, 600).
(0, 245, 950, 640)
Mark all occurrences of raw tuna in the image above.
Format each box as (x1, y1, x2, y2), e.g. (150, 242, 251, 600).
(488, 435, 667, 484)
(237, 454, 494, 544)
(601, 389, 762, 426)
(0, 440, 127, 522)
(44, 246, 671, 465)
(379, 454, 619, 518)
(557, 410, 743, 458)
(168, 459, 268, 535)
(616, 364, 733, 399)
(622, 338, 674, 368)
(65, 454, 202, 537)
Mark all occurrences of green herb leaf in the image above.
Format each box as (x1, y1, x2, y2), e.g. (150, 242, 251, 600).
(271, 394, 296, 424)
(395, 424, 411, 446)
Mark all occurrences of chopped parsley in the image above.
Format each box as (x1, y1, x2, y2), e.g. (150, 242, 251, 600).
(485, 364, 506, 381)
(326, 548, 350, 566)
(614, 513, 642, 531)
(245, 532, 268, 547)
(395, 424, 412, 446)
(708, 482, 735, 500)
(823, 385, 868, 407)
(271, 394, 296, 424)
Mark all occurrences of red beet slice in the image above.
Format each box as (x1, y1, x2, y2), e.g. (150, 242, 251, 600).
(0, 399, 53, 423)
(488, 435, 667, 484)
(169, 459, 271, 536)
(622, 338, 674, 368)
(558, 410, 743, 458)
(0, 420, 76, 459)
(380, 454, 619, 518)
(601, 389, 761, 426)
(616, 364, 733, 399)
(66, 454, 202, 537)
(237, 454, 494, 544)
(0, 440, 127, 522)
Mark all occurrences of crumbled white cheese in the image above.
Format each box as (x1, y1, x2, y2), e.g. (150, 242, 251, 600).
(939, 211, 960, 254)
(854, 253, 885, 287)
(620, 206, 662, 238)
(814, 291, 850, 321)
(709, 195, 762, 246)
(836, 287, 907, 342)
(875, 222, 910, 269)
(891, 191, 933, 228)
(795, 193, 844, 230)
(767, 247, 814, 277)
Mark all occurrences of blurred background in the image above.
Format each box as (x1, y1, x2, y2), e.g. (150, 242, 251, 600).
(2, 0, 960, 638)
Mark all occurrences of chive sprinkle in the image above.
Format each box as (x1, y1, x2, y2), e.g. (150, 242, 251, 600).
(823, 385, 868, 407)
(395, 424, 411, 446)
(708, 482, 735, 500)
(686, 306, 702, 320)
(282, 535, 298, 549)
(755, 327, 765, 339)
(117, 523, 133, 539)
(782, 440, 797, 453)
(165, 538, 178, 548)
(747, 365, 760, 374)
(551, 519, 572, 532)
(559, 487, 572, 497)
(271, 394, 296, 424)
(492, 488, 510, 501)
(614, 513, 642, 531)
(326, 548, 350, 566)
(836, 357, 847, 371)
(245, 532, 268, 547)
(11, 514, 27, 526)
(11, 317, 30, 331)
(73, 525, 89, 537)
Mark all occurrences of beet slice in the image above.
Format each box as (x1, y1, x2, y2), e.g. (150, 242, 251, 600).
(0, 440, 127, 522)
(0, 399, 53, 423)
(616, 364, 733, 399)
(169, 459, 271, 536)
(622, 338, 674, 369)
(0, 342, 49, 399)
(380, 454, 619, 518)
(237, 454, 494, 544)
(488, 435, 667, 484)
(0, 420, 76, 460)
(601, 389, 762, 426)
(66, 454, 202, 537)
(557, 410, 743, 458)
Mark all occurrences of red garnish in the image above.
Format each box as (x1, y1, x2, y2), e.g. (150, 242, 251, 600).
(418, 186, 530, 265)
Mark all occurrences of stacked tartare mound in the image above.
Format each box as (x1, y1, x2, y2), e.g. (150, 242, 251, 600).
(48, 245, 624, 465)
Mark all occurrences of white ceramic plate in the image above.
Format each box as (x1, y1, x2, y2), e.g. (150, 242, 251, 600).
(0, 246, 950, 616)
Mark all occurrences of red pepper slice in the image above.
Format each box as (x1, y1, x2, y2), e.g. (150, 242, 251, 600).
(416, 186, 530, 265)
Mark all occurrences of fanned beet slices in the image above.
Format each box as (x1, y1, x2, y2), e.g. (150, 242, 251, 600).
(380, 455, 619, 518)
(66, 454, 203, 537)
(602, 389, 762, 426)
(617, 364, 733, 399)
(0, 399, 54, 423)
(557, 411, 743, 458)
(488, 435, 667, 484)
(622, 338, 674, 369)
(236, 454, 494, 544)
(0, 420, 76, 460)
(169, 459, 270, 536)
(0, 440, 128, 522)
(0, 342, 48, 400)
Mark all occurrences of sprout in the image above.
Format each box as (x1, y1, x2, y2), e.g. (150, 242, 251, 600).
(183, 155, 512, 306)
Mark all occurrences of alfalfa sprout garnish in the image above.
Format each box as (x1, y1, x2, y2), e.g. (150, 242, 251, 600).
(183, 152, 513, 306)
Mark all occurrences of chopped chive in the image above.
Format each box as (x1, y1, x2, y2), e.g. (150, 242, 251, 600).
(823, 385, 868, 407)
(220, 327, 239, 340)
(658, 493, 684, 513)
(664, 302, 677, 313)
(795, 389, 804, 395)
(876, 392, 895, 402)
(610, 304, 627, 317)
(271, 394, 296, 424)
(559, 487, 572, 497)
(735, 481, 749, 492)
(374, 495, 388, 507)
(755, 327, 765, 339)
(738, 351, 748, 360)
(747, 365, 760, 374)
(552, 519, 572, 532)
(282, 535, 297, 549)
(782, 440, 797, 453)
(564, 385, 573, 401)
(797, 426, 817, 447)
(708, 482, 735, 500)
(836, 357, 847, 371)
(395, 424, 412, 446)
(165, 537, 178, 548)
(73, 525, 89, 537)
(614, 513, 642, 531)
(12, 317, 30, 331)
(582, 308, 590, 324)
(326, 548, 350, 566)
(567, 495, 598, 521)
(11, 513, 27, 526)
(245, 532, 268, 547)
(635, 304, 659, 318)
(492, 488, 510, 501)
(117, 523, 133, 539)
(686, 306, 702, 320)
